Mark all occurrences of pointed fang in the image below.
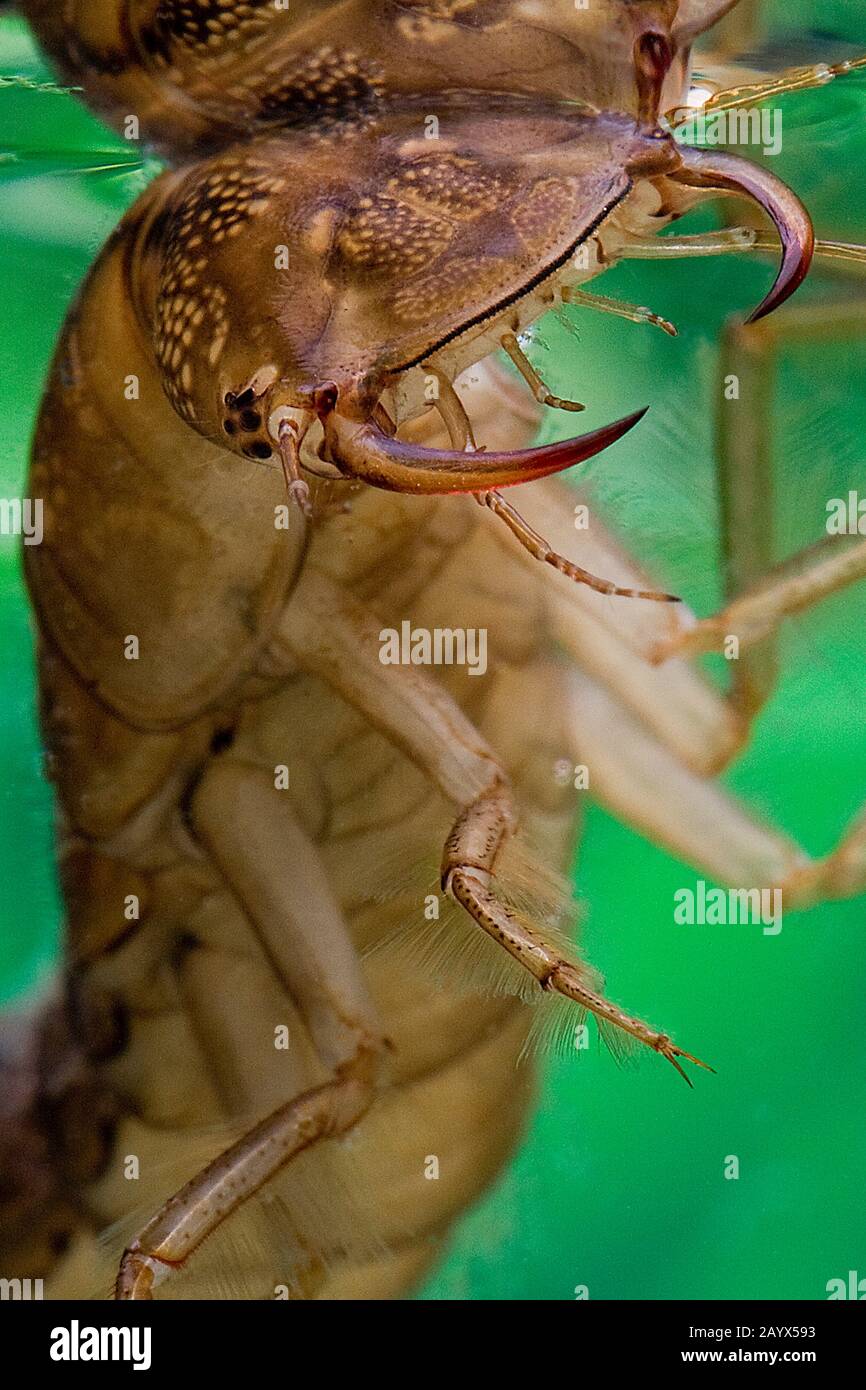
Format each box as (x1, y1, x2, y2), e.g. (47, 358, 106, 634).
(321, 407, 648, 495)
(671, 147, 815, 322)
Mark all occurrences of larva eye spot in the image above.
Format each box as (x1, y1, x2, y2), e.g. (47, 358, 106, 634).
(205, 385, 271, 459)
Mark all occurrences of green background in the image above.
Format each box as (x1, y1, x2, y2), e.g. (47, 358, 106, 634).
(1, 4, 864, 1301)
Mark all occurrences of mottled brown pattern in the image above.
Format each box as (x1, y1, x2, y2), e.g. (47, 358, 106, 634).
(8, 0, 843, 1301)
(21, 1, 736, 155)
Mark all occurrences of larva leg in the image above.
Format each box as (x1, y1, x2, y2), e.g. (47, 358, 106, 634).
(563, 669, 866, 909)
(115, 761, 388, 1299)
(654, 535, 866, 666)
(504, 479, 747, 775)
(191, 760, 385, 1073)
(712, 310, 778, 717)
(616, 228, 760, 259)
(432, 369, 478, 450)
(273, 569, 707, 1080)
(329, 456, 741, 780)
(440, 783, 710, 1083)
(418, 374, 675, 604)
(561, 285, 678, 338)
(478, 488, 680, 602)
(482, 487, 865, 904)
(671, 54, 866, 123)
(652, 304, 866, 719)
(750, 235, 866, 271)
(115, 1045, 380, 1299)
(499, 332, 586, 412)
(616, 230, 866, 269)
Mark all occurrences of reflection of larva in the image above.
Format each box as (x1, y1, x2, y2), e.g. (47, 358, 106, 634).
(2, 0, 865, 1299)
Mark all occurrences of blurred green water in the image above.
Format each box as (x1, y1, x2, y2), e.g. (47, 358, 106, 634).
(1, 4, 864, 1301)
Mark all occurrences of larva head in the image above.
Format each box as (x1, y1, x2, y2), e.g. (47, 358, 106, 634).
(142, 88, 811, 495)
(141, 102, 681, 487)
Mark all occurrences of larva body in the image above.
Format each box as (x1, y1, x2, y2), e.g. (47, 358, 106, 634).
(7, 165, 642, 1294)
(28, 291, 571, 1296)
(5, 0, 850, 1299)
(0, 78, 593, 1301)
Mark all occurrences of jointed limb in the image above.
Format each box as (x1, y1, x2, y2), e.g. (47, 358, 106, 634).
(505, 494, 866, 909)
(478, 488, 680, 602)
(115, 1042, 379, 1298)
(654, 535, 866, 664)
(751, 234, 866, 272)
(499, 332, 586, 411)
(671, 54, 866, 122)
(441, 784, 710, 1084)
(432, 369, 478, 450)
(714, 312, 778, 717)
(654, 302, 866, 721)
(617, 229, 866, 269)
(116, 1043, 379, 1298)
(510, 479, 747, 776)
(565, 670, 808, 904)
(272, 568, 709, 1080)
(115, 762, 388, 1298)
(423, 370, 678, 603)
(566, 667, 866, 911)
(616, 228, 759, 259)
(561, 285, 678, 337)
(598, 229, 866, 366)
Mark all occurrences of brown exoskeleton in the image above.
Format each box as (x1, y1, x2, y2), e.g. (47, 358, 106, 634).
(17, 1, 741, 154)
(3, 0, 866, 1300)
